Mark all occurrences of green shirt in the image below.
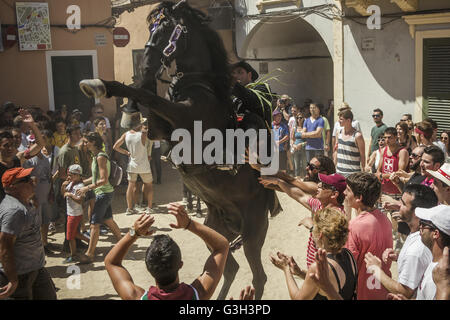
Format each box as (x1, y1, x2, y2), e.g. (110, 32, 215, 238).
(370, 123, 388, 153)
(92, 152, 114, 195)
(57, 143, 80, 174)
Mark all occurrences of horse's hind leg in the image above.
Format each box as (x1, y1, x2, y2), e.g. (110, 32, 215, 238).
(242, 216, 269, 300)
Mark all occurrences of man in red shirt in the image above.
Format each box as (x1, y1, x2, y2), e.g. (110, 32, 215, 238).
(344, 172, 393, 300)
(376, 127, 409, 197)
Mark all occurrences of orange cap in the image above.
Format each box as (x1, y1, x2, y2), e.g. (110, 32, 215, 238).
(2, 167, 33, 188)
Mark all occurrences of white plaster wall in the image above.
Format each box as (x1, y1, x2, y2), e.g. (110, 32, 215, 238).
(343, 18, 416, 139)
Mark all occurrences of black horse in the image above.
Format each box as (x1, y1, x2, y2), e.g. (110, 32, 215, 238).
(79, 1, 281, 299)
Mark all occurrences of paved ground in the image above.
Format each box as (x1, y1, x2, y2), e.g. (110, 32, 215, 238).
(44, 161, 397, 300)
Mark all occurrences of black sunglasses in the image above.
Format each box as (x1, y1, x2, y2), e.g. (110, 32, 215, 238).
(307, 162, 319, 171)
(419, 219, 436, 231)
(318, 182, 336, 192)
(372, 114, 381, 118)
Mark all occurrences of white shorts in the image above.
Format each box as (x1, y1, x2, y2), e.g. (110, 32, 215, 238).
(127, 172, 153, 184)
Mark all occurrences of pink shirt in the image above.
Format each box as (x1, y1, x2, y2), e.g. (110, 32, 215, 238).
(345, 209, 393, 300)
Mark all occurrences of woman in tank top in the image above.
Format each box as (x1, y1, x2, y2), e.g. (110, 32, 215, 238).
(270, 208, 357, 300)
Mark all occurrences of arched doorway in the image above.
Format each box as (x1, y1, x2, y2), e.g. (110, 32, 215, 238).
(241, 16, 334, 116)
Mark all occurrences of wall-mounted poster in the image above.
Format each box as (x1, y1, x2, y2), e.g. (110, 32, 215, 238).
(16, 2, 52, 51)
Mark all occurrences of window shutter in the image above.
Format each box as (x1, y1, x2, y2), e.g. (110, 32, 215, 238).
(423, 38, 450, 135)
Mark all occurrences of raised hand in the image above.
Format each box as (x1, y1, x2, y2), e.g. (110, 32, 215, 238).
(229, 286, 255, 300)
(288, 256, 303, 277)
(269, 251, 290, 272)
(133, 214, 155, 237)
(18, 108, 35, 125)
(167, 202, 191, 229)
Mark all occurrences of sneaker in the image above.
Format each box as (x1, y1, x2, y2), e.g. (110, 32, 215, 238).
(126, 208, 137, 215)
(100, 226, 108, 235)
(63, 256, 77, 264)
(144, 208, 155, 215)
(83, 230, 91, 239)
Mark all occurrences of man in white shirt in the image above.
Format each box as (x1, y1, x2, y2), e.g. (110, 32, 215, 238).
(415, 205, 450, 300)
(364, 184, 437, 298)
(113, 113, 153, 215)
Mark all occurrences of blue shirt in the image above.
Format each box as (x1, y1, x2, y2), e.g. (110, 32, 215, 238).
(273, 122, 289, 151)
(303, 116, 324, 150)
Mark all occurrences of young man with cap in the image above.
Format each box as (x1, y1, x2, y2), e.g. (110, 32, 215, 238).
(415, 205, 450, 299)
(364, 184, 438, 299)
(259, 173, 347, 269)
(0, 167, 56, 299)
(428, 163, 450, 205)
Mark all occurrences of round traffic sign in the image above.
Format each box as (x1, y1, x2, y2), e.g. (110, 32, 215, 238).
(113, 27, 130, 47)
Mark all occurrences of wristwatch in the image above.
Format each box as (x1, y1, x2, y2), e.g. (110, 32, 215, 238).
(129, 227, 139, 238)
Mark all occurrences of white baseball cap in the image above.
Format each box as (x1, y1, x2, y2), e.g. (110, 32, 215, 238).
(427, 163, 450, 187)
(415, 205, 450, 236)
(68, 164, 83, 175)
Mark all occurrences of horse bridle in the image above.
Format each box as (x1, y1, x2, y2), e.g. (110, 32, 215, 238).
(146, 9, 188, 84)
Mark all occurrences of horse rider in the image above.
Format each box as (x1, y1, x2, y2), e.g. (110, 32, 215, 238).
(231, 61, 274, 132)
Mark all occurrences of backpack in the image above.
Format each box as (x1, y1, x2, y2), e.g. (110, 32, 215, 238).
(97, 153, 123, 187)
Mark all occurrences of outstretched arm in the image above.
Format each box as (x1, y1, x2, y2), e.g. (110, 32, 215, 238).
(104, 214, 155, 300)
(259, 177, 311, 210)
(167, 203, 229, 300)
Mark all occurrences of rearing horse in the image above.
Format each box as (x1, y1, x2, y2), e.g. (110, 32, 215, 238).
(79, 1, 281, 299)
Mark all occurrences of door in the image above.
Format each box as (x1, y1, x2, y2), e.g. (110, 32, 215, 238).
(423, 37, 450, 135)
(51, 55, 95, 121)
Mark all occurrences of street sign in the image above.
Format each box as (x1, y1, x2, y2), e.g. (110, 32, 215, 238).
(113, 27, 130, 47)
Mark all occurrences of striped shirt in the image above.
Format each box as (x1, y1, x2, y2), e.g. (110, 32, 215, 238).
(336, 130, 361, 177)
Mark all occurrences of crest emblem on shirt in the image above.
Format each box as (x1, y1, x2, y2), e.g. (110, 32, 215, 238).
(384, 158, 394, 172)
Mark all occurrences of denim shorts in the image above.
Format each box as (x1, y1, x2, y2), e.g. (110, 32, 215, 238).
(90, 192, 113, 225)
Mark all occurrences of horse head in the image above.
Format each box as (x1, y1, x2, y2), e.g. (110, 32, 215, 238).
(126, 1, 232, 141)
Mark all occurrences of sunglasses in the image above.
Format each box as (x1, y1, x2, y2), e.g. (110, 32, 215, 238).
(317, 182, 336, 192)
(307, 162, 319, 171)
(419, 219, 436, 231)
(372, 114, 381, 118)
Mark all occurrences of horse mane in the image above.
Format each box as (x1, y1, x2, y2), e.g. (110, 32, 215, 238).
(147, 1, 232, 102)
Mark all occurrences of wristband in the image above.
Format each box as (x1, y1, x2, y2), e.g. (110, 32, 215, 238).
(185, 218, 192, 230)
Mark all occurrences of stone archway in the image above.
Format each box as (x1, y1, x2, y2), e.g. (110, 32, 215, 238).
(239, 15, 334, 114)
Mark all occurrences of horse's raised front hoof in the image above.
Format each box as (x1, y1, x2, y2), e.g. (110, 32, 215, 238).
(79, 79, 106, 99)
